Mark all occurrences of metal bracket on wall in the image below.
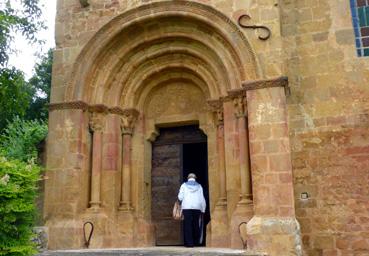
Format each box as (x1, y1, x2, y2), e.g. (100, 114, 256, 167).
(238, 14, 271, 41)
(80, 0, 90, 8)
(238, 222, 248, 249)
(83, 222, 94, 248)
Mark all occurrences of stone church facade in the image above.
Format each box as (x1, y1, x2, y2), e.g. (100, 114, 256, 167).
(44, 0, 369, 255)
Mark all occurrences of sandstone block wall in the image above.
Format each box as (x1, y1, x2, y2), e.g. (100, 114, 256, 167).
(281, 1, 369, 255)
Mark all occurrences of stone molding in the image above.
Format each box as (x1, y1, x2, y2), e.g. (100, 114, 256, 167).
(49, 102, 139, 117)
(242, 76, 290, 95)
(48, 101, 89, 111)
(88, 104, 109, 114)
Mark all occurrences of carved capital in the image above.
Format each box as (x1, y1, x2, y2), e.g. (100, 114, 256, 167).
(207, 100, 224, 126)
(89, 112, 105, 132)
(120, 109, 139, 135)
(233, 96, 248, 118)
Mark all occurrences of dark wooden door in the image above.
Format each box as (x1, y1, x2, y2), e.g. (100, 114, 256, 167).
(151, 143, 183, 245)
(151, 126, 207, 246)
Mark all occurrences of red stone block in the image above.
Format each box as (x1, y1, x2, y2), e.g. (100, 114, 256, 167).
(322, 249, 338, 256)
(345, 146, 369, 155)
(250, 155, 269, 171)
(263, 140, 281, 153)
(351, 239, 369, 250)
(271, 123, 288, 138)
(249, 141, 264, 155)
(265, 173, 279, 184)
(336, 238, 351, 249)
(269, 153, 292, 172)
(326, 116, 347, 126)
(249, 124, 272, 140)
(279, 206, 295, 217)
(279, 172, 293, 183)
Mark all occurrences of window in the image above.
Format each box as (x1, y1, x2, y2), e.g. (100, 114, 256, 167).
(350, 0, 369, 56)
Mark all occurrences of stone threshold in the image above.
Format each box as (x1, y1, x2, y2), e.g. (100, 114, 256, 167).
(38, 246, 267, 256)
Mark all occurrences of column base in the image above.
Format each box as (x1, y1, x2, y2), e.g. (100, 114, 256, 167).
(247, 216, 303, 256)
(215, 197, 227, 207)
(88, 201, 101, 212)
(118, 201, 133, 212)
(230, 201, 254, 248)
(207, 202, 229, 247)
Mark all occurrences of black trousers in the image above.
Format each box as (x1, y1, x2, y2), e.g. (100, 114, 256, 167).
(182, 209, 201, 247)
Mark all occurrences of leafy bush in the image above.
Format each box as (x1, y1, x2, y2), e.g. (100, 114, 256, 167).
(0, 68, 32, 132)
(0, 156, 41, 256)
(1, 117, 47, 162)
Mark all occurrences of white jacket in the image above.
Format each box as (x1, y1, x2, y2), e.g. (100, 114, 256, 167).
(178, 179, 206, 213)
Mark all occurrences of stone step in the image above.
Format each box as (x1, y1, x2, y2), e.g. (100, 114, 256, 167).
(39, 247, 267, 256)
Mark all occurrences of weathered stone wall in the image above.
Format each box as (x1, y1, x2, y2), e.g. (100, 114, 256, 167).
(280, 0, 369, 255)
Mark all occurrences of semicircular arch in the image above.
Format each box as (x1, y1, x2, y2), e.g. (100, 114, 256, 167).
(65, 1, 261, 104)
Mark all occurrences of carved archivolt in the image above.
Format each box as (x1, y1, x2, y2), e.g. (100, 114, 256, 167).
(65, 0, 260, 104)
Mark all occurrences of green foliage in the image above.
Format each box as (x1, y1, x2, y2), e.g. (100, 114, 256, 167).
(1, 117, 47, 162)
(0, 68, 32, 132)
(0, 0, 44, 67)
(26, 49, 53, 121)
(0, 155, 41, 256)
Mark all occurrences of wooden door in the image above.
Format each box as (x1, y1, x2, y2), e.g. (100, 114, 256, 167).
(151, 143, 183, 245)
(151, 126, 207, 245)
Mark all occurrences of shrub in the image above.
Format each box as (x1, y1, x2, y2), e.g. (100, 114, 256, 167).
(0, 156, 41, 256)
(1, 117, 47, 162)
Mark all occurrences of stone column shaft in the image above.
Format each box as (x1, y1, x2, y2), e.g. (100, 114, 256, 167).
(118, 109, 138, 212)
(238, 116, 252, 203)
(217, 123, 227, 203)
(88, 112, 105, 210)
(120, 133, 132, 210)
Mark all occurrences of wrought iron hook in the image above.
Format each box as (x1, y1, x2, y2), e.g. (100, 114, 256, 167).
(238, 221, 248, 249)
(83, 222, 94, 248)
(238, 14, 271, 41)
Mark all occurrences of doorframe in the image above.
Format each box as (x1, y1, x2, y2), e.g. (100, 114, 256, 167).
(143, 113, 217, 246)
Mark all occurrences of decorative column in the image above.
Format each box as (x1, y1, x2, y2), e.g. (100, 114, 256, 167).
(228, 90, 254, 248)
(119, 109, 139, 212)
(244, 77, 302, 256)
(233, 94, 253, 206)
(207, 100, 229, 247)
(88, 107, 107, 211)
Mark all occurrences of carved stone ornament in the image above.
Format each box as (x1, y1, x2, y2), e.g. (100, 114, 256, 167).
(120, 109, 139, 135)
(233, 96, 248, 118)
(207, 100, 224, 126)
(89, 112, 105, 132)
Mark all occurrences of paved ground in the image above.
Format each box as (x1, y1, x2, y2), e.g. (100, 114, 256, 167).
(39, 247, 267, 256)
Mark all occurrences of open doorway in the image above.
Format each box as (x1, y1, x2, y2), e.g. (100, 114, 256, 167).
(151, 125, 210, 246)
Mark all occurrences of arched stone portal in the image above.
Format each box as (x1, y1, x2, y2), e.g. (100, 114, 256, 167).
(45, 1, 301, 254)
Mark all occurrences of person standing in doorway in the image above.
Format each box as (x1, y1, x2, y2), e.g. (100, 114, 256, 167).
(178, 173, 206, 247)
